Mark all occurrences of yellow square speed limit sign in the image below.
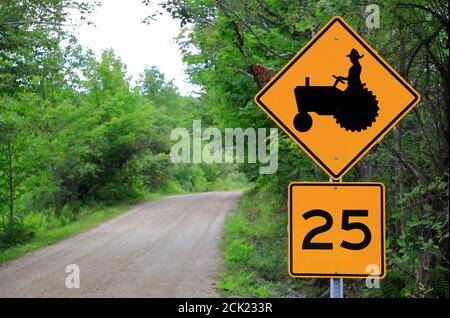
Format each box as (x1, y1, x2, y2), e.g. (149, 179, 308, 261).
(288, 182, 385, 279)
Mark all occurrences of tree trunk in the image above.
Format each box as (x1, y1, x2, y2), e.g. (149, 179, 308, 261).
(50, 162, 62, 216)
(7, 137, 14, 225)
(396, 22, 406, 236)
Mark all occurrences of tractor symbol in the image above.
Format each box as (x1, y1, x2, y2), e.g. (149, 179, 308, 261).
(293, 49, 379, 133)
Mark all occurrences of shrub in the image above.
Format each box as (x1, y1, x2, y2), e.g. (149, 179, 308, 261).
(0, 219, 35, 249)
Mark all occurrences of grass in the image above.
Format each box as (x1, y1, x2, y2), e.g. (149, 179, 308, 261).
(217, 186, 328, 298)
(0, 190, 178, 266)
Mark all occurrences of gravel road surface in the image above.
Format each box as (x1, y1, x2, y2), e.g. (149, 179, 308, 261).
(0, 191, 242, 297)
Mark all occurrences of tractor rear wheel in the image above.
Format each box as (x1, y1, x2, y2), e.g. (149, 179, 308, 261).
(333, 87, 379, 132)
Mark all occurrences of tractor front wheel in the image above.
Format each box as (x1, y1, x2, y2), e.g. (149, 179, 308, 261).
(294, 112, 312, 132)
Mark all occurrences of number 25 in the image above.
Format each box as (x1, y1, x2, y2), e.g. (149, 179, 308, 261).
(302, 209, 372, 250)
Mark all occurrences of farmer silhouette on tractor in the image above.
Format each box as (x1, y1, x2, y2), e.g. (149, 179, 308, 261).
(336, 48, 364, 92)
(293, 48, 379, 133)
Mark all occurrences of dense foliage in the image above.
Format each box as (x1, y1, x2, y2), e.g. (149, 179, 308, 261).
(156, 0, 449, 297)
(0, 0, 243, 250)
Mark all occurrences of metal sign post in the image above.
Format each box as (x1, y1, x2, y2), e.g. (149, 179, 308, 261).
(330, 278, 344, 298)
(329, 178, 343, 298)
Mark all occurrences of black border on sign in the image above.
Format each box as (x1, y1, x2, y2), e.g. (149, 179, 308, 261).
(288, 183, 385, 278)
(255, 17, 419, 179)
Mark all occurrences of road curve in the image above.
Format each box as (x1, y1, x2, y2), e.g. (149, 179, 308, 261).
(0, 191, 242, 298)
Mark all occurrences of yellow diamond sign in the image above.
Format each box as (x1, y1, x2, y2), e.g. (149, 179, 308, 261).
(254, 16, 420, 179)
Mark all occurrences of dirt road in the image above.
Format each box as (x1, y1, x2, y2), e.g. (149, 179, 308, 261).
(0, 191, 241, 298)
